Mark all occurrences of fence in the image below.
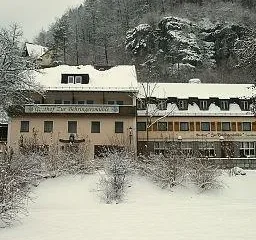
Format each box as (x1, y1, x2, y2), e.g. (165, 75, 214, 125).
(208, 158, 256, 169)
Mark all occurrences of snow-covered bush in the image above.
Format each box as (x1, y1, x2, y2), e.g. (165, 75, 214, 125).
(98, 149, 133, 204)
(136, 149, 223, 192)
(0, 149, 43, 227)
(46, 143, 94, 177)
(189, 158, 223, 192)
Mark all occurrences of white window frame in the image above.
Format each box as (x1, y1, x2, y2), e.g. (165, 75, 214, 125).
(241, 100, 249, 111)
(68, 76, 74, 83)
(220, 100, 229, 110)
(75, 76, 82, 84)
(240, 142, 255, 157)
(199, 100, 208, 110)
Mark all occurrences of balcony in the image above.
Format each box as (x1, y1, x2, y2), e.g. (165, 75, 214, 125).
(23, 104, 136, 116)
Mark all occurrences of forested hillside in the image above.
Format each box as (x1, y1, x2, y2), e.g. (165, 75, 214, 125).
(34, 0, 256, 83)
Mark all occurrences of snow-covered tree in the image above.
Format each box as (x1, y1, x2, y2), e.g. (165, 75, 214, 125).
(0, 24, 40, 108)
(98, 149, 132, 204)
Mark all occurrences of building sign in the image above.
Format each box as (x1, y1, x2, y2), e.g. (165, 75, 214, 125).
(25, 105, 119, 114)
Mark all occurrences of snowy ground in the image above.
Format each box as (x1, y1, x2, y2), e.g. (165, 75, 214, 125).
(1, 171, 256, 240)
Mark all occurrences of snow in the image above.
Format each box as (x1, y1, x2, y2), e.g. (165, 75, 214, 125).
(25, 43, 49, 58)
(139, 82, 254, 99)
(1, 171, 256, 240)
(32, 65, 138, 92)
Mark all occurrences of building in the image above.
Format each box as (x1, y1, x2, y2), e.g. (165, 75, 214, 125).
(22, 42, 54, 68)
(6, 66, 256, 167)
(137, 80, 256, 167)
(7, 65, 138, 158)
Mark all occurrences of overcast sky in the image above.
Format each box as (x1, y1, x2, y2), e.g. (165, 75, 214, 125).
(0, 0, 84, 42)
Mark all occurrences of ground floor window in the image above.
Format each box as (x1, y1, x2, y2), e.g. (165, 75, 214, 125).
(198, 142, 215, 157)
(44, 121, 53, 133)
(239, 142, 255, 157)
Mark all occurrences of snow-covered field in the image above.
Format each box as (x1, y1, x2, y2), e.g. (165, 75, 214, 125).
(1, 171, 256, 240)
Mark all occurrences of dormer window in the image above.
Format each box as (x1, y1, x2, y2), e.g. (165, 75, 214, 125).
(158, 99, 167, 110)
(241, 100, 249, 111)
(75, 76, 82, 83)
(61, 74, 89, 84)
(199, 100, 208, 110)
(178, 100, 188, 110)
(137, 99, 146, 110)
(68, 76, 74, 83)
(220, 100, 229, 110)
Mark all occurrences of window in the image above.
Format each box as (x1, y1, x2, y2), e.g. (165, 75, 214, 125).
(116, 101, 124, 105)
(91, 121, 100, 133)
(77, 100, 85, 104)
(68, 121, 77, 133)
(220, 100, 229, 110)
(115, 121, 123, 133)
(63, 100, 71, 104)
(137, 122, 146, 131)
(20, 121, 29, 132)
(68, 76, 74, 83)
(87, 100, 94, 104)
(222, 122, 231, 131)
(241, 100, 249, 111)
(240, 142, 255, 157)
(75, 76, 82, 83)
(34, 100, 41, 104)
(55, 100, 62, 104)
(137, 99, 146, 110)
(44, 121, 53, 133)
(178, 100, 188, 110)
(158, 100, 167, 110)
(198, 142, 215, 157)
(157, 122, 167, 131)
(107, 100, 123, 105)
(199, 100, 208, 110)
(242, 122, 251, 131)
(180, 122, 189, 131)
(201, 122, 210, 131)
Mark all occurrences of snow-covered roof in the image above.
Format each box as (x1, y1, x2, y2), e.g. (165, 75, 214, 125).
(138, 82, 255, 99)
(25, 43, 49, 58)
(137, 102, 254, 117)
(33, 65, 138, 92)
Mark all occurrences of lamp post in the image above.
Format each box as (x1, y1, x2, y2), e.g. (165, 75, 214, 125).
(178, 135, 182, 153)
(129, 127, 133, 145)
(219, 135, 224, 158)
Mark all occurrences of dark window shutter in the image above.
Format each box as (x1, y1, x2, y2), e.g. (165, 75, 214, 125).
(61, 74, 68, 84)
(168, 122, 173, 131)
(153, 123, 157, 131)
(252, 122, 256, 131)
(217, 122, 221, 131)
(196, 122, 200, 131)
(174, 122, 179, 131)
(231, 122, 236, 131)
(211, 122, 216, 131)
(190, 122, 195, 131)
(237, 122, 242, 131)
(81, 74, 89, 84)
